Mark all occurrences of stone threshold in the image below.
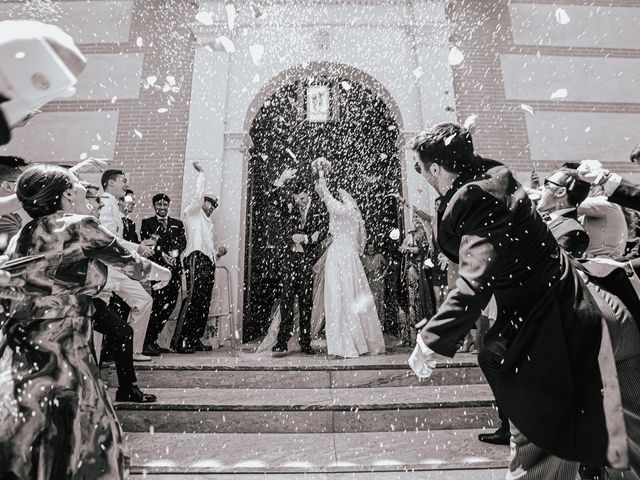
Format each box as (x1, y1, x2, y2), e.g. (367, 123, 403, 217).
(113, 384, 494, 411)
(125, 429, 508, 474)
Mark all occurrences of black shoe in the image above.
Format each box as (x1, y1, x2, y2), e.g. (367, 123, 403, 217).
(142, 343, 160, 356)
(478, 427, 511, 445)
(176, 346, 195, 354)
(153, 342, 171, 354)
(115, 385, 157, 403)
(193, 341, 213, 352)
(271, 344, 287, 357)
(300, 345, 316, 355)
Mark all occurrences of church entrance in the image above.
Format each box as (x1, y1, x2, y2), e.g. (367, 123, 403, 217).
(243, 73, 404, 341)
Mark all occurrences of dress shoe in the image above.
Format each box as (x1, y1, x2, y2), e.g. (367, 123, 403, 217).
(115, 384, 157, 403)
(271, 344, 287, 357)
(300, 345, 316, 355)
(132, 353, 152, 362)
(175, 346, 195, 354)
(142, 343, 160, 356)
(478, 428, 511, 445)
(193, 341, 213, 352)
(153, 342, 171, 353)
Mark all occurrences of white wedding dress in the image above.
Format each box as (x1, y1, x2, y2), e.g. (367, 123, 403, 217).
(319, 181, 385, 358)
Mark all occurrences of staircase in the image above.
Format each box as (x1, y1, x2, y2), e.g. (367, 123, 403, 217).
(107, 348, 508, 479)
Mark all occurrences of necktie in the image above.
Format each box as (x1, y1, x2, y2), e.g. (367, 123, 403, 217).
(300, 207, 307, 227)
(160, 218, 167, 231)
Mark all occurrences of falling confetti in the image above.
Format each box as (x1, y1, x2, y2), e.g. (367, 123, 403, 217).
(157, 108, 169, 113)
(134, 129, 142, 138)
(520, 104, 535, 115)
(136, 37, 143, 47)
(550, 88, 568, 99)
(463, 114, 478, 130)
(555, 7, 570, 25)
(225, 3, 237, 30)
(448, 46, 464, 66)
(413, 67, 424, 79)
(249, 44, 265, 65)
(195, 11, 214, 26)
(341, 81, 352, 91)
(217, 36, 236, 54)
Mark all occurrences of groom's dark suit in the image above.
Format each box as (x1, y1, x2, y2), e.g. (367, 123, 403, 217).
(269, 185, 328, 351)
(547, 209, 590, 258)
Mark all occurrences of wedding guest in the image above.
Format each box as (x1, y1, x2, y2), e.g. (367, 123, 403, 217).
(0, 164, 170, 478)
(172, 161, 226, 353)
(120, 188, 139, 243)
(84, 184, 156, 403)
(362, 241, 388, 323)
(99, 169, 156, 361)
(141, 193, 187, 355)
(0, 156, 28, 252)
(537, 168, 591, 258)
(410, 122, 640, 479)
(398, 212, 435, 346)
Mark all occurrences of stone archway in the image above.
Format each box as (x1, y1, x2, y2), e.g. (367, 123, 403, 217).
(239, 63, 407, 342)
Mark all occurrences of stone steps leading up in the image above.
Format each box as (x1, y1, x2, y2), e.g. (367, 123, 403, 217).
(106, 352, 485, 389)
(125, 429, 508, 475)
(130, 470, 507, 479)
(114, 384, 496, 433)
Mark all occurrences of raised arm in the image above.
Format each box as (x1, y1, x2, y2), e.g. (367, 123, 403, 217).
(184, 162, 206, 217)
(0, 194, 21, 216)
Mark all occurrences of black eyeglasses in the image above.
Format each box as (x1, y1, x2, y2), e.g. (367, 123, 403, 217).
(543, 178, 564, 189)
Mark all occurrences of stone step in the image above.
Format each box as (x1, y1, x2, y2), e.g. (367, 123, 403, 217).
(115, 384, 497, 433)
(130, 471, 507, 480)
(125, 429, 508, 476)
(105, 352, 485, 389)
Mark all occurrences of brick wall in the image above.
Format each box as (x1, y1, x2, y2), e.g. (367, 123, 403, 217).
(447, 0, 640, 177)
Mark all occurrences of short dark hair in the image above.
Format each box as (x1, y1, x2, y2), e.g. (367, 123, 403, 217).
(16, 165, 75, 218)
(555, 168, 590, 207)
(153, 193, 171, 204)
(410, 123, 475, 174)
(630, 144, 640, 163)
(561, 162, 581, 170)
(290, 180, 309, 195)
(101, 169, 125, 189)
(0, 156, 29, 180)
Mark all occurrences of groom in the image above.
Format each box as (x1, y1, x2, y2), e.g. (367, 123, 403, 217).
(270, 167, 329, 356)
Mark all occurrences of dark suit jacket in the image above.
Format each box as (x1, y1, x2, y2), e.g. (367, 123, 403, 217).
(140, 216, 187, 272)
(421, 156, 619, 466)
(609, 178, 640, 212)
(547, 209, 590, 258)
(268, 185, 329, 267)
(122, 217, 139, 244)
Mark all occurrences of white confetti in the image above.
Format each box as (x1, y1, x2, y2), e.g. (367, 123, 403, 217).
(444, 134, 456, 146)
(79, 152, 88, 160)
(134, 129, 142, 138)
(136, 37, 143, 47)
(520, 104, 535, 115)
(162, 84, 171, 93)
(111, 96, 118, 104)
(249, 44, 264, 65)
(195, 11, 214, 26)
(555, 7, 570, 25)
(341, 81, 351, 91)
(91, 145, 100, 151)
(285, 148, 296, 160)
(217, 36, 236, 54)
(14, 51, 25, 59)
(157, 108, 168, 113)
(413, 67, 424, 79)
(225, 3, 236, 30)
(146, 75, 157, 86)
(166, 75, 176, 86)
(389, 228, 400, 240)
(448, 46, 464, 66)
(463, 114, 478, 129)
(550, 88, 568, 99)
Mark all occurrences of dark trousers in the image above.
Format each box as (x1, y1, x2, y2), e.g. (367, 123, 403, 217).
(100, 294, 131, 361)
(145, 270, 182, 345)
(92, 298, 136, 388)
(477, 343, 510, 431)
(277, 253, 313, 350)
(171, 251, 215, 349)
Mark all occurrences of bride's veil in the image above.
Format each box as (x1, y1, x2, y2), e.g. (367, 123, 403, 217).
(337, 188, 367, 255)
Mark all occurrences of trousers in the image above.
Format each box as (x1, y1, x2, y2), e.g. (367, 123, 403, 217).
(145, 269, 182, 345)
(277, 252, 313, 350)
(172, 251, 215, 349)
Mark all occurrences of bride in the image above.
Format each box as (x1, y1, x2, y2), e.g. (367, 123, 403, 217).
(315, 169, 385, 358)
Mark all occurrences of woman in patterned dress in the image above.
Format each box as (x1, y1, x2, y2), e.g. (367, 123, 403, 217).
(0, 165, 170, 479)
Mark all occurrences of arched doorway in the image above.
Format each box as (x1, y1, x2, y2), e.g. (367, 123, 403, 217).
(243, 67, 405, 341)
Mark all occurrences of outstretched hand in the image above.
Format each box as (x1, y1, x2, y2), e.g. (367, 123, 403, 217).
(277, 167, 297, 185)
(70, 157, 110, 173)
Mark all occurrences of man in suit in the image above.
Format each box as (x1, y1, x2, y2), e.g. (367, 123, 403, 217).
(409, 123, 640, 479)
(269, 167, 329, 356)
(119, 188, 139, 244)
(141, 193, 187, 356)
(538, 168, 591, 258)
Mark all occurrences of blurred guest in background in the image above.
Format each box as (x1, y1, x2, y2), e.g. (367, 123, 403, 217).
(362, 240, 388, 325)
(119, 188, 139, 244)
(141, 193, 187, 355)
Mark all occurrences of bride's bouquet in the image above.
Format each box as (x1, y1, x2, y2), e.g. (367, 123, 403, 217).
(311, 157, 332, 176)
